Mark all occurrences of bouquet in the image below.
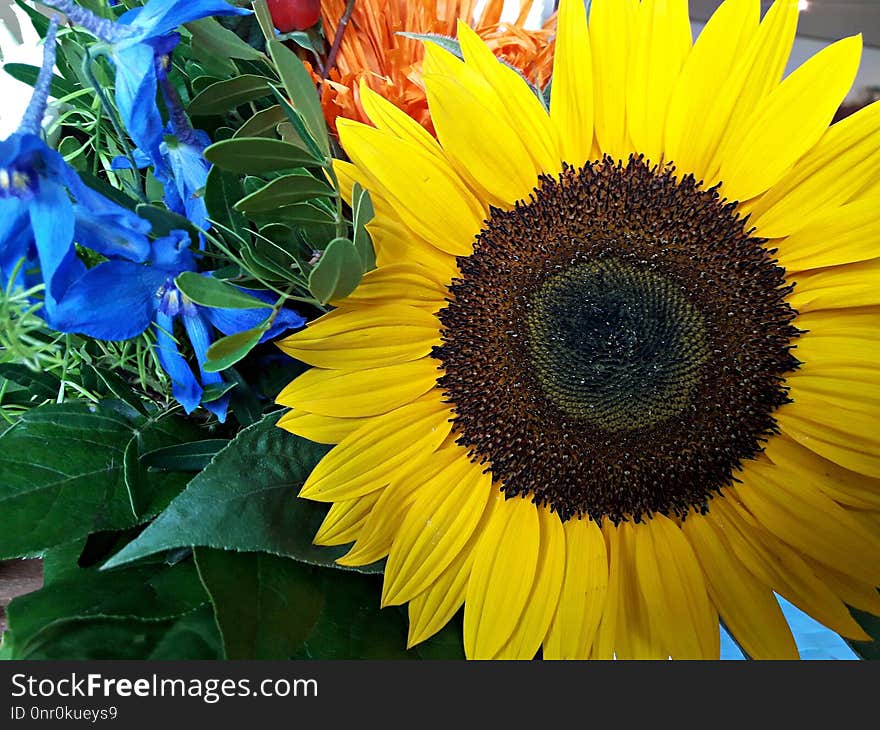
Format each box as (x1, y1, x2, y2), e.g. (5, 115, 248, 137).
(1, 0, 878, 662)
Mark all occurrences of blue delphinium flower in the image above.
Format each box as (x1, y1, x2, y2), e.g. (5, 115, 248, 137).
(112, 67, 211, 237)
(0, 17, 152, 321)
(53, 232, 306, 420)
(47, 0, 250, 166)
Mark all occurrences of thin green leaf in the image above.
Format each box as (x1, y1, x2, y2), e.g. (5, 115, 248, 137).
(187, 74, 272, 116)
(204, 137, 320, 173)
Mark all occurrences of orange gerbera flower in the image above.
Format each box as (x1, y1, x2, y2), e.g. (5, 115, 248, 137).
(317, 0, 556, 133)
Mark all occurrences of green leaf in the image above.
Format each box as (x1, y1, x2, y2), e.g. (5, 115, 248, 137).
(135, 203, 200, 242)
(273, 201, 337, 226)
(187, 74, 272, 116)
(269, 86, 325, 161)
(396, 32, 463, 59)
(14, 0, 49, 36)
(235, 172, 334, 213)
(267, 39, 329, 156)
(234, 104, 287, 138)
(102, 414, 382, 573)
(196, 549, 464, 659)
(204, 137, 319, 173)
(205, 165, 250, 243)
(195, 549, 323, 659)
(186, 17, 266, 62)
(3, 62, 77, 99)
(275, 28, 324, 56)
(3, 561, 212, 659)
(84, 364, 149, 416)
(141, 439, 230, 472)
(309, 237, 363, 304)
(351, 181, 377, 271)
(0, 363, 58, 400)
(849, 608, 880, 659)
(42, 539, 86, 586)
(0, 404, 148, 558)
(175, 271, 269, 309)
(203, 324, 267, 373)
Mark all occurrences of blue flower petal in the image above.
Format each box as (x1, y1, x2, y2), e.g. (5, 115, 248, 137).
(125, 0, 250, 40)
(150, 230, 196, 273)
(113, 44, 165, 167)
(154, 310, 202, 414)
(51, 260, 165, 339)
(28, 181, 78, 314)
(202, 288, 306, 341)
(182, 311, 228, 422)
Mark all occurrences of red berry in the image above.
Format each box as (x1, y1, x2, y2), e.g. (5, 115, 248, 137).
(266, 0, 321, 32)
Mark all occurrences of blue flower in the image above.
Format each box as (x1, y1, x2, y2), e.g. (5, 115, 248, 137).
(53, 232, 306, 421)
(112, 71, 212, 238)
(47, 0, 250, 167)
(0, 17, 151, 322)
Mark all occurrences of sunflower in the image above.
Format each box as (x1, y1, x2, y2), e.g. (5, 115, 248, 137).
(317, 0, 555, 133)
(277, 0, 880, 659)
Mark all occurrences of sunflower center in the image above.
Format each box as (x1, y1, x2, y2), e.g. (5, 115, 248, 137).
(526, 260, 709, 431)
(435, 156, 800, 524)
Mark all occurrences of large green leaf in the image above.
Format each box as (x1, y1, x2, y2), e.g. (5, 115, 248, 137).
(0, 403, 199, 558)
(195, 549, 465, 659)
(204, 137, 319, 173)
(187, 74, 272, 116)
(2, 560, 209, 659)
(234, 104, 287, 138)
(102, 414, 382, 573)
(205, 165, 251, 243)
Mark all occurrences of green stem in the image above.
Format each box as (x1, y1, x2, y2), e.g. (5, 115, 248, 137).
(81, 48, 147, 202)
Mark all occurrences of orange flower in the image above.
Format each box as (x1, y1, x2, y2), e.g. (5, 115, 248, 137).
(317, 0, 556, 133)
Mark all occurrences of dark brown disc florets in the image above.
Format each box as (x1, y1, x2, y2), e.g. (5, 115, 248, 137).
(434, 156, 800, 524)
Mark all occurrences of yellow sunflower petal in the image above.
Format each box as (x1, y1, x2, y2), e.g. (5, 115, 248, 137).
(423, 43, 542, 207)
(358, 81, 444, 159)
(550, 0, 594, 165)
(276, 360, 439, 418)
(790, 259, 880, 312)
(634, 515, 719, 659)
(457, 21, 559, 174)
(664, 0, 759, 181)
(275, 409, 371, 445)
(682, 510, 799, 659)
(406, 494, 500, 648)
(300, 394, 452, 502)
(313, 490, 382, 546)
(337, 446, 467, 568)
(744, 100, 880, 238)
(333, 263, 448, 311)
(804, 558, 880, 616)
(337, 119, 485, 257)
(703, 0, 799, 182)
(775, 199, 880, 271)
(589, 0, 638, 161)
(765, 434, 880, 510)
(276, 304, 440, 370)
(737, 461, 880, 585)
(718, 34, 862, 202)
(543, 516, 608, 659)
(464, 494, 540, 659)
(382, 458, 492, 606)
(713, 498, 871, 640)
(495, 507, 567, 660)
(627, 0, 691, 165)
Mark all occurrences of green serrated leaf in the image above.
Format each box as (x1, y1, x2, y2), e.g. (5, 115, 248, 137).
(0, 404, 146, 558)
(140, 439, 230, 472)
(267, 39, 329, 156)
(102, 414, 382, 573)
(204, 137, 319, 173)
(175, 271, 269, 309)
(235, 172, 334, 213)
(187, 74, 273, 116)
(203, 324, 268, 373)
(308, 237, 363, 304)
